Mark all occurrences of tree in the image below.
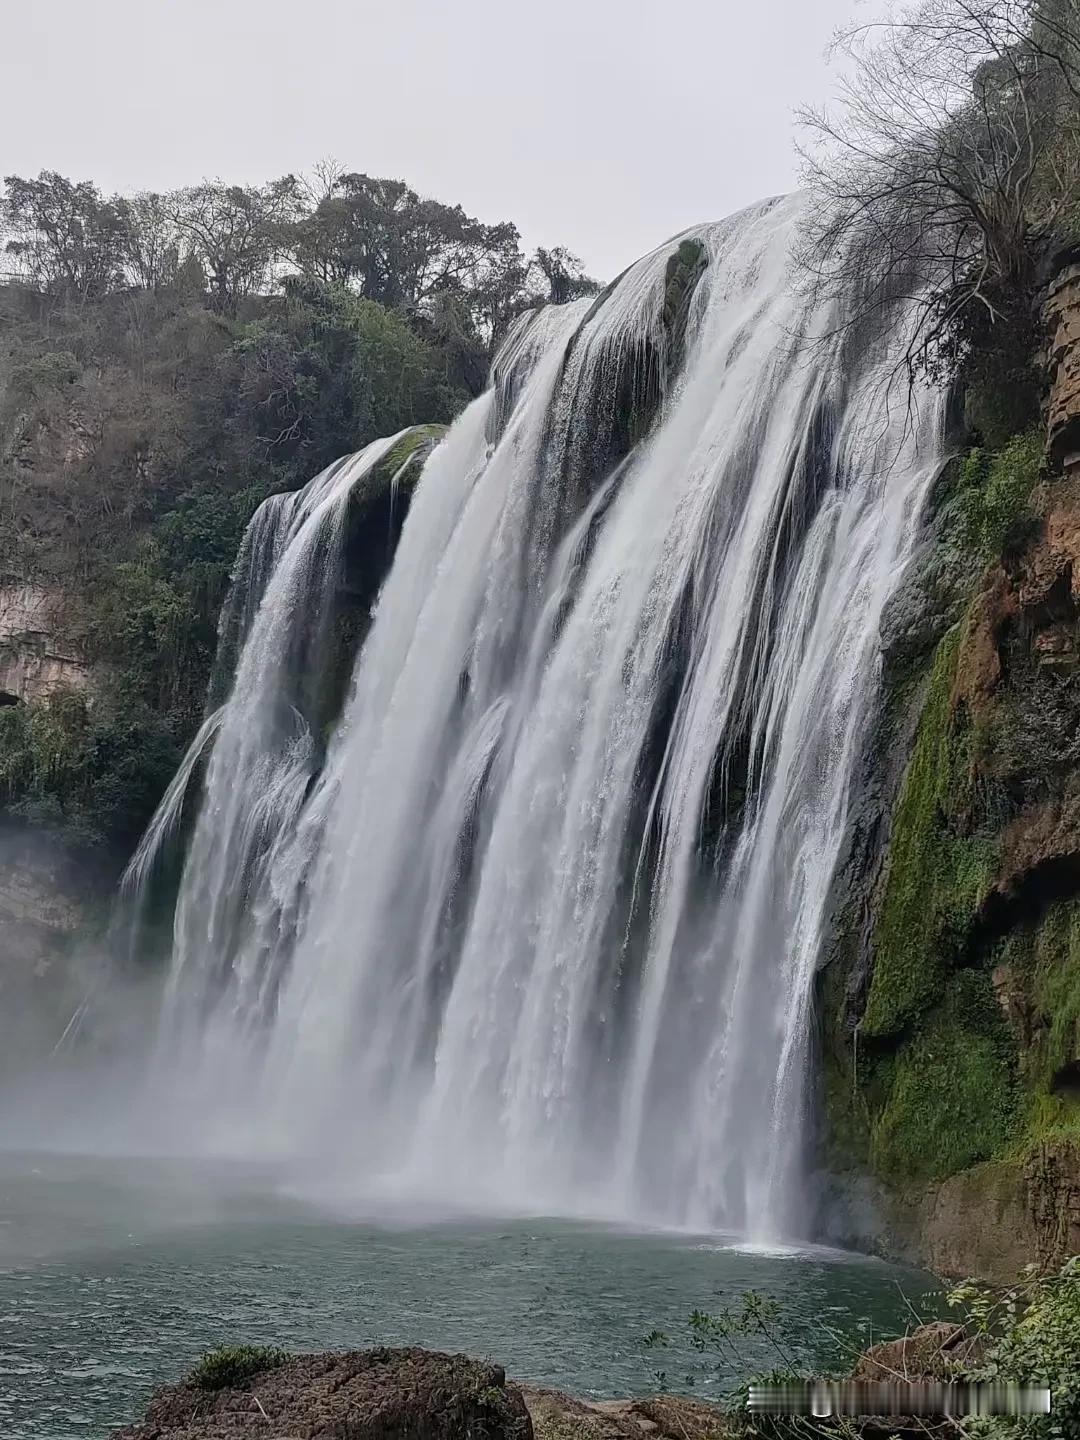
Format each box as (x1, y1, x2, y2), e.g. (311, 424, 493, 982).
(1, 171, 129, 299)
(529, 245, 600, 305)
(168, 177, 304, 313)
(798, 0, 1080, 400)
(116, 192, 182, 291)
(288, 171, 561, 349)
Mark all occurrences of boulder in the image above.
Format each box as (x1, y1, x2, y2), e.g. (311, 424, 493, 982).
(851, 1322, 984, 1382)
(520, 1386, 727, 1440)
(114, 1346, 533, 1440)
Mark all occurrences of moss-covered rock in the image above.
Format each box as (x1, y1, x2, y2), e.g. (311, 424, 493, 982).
(861, 627, 996, 1038)
(818, 413, 1080, 1272)
(869, 971, 1019, 1181)
(551, 235, 711, 515)
(660, 238, 708, 379)
(319, 423, 446, 731)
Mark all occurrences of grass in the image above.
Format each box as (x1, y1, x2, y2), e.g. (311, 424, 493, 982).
(188, 1344, 290, 1391)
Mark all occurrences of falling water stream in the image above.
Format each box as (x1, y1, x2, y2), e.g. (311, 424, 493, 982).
(106, 195, 941, 1242)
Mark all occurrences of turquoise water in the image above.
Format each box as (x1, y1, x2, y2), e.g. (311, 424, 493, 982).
(0, 1152, 942, 1439)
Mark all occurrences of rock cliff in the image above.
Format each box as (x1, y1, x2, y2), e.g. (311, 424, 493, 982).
(818, 251, 1080, 1280)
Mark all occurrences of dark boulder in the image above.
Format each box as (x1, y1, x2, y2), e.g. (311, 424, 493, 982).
(113, 1345, 533, 1440)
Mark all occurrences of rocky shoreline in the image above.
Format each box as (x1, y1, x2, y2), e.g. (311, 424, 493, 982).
(111, 1346, 727, 1440)
(111, 1328, 979, 1440)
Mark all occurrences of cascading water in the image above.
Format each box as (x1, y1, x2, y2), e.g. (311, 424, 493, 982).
(135, 194, 943, 1240)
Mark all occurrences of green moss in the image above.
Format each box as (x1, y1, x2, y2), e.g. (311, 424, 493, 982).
(188, 1344, 290, 1392)
(661, 238, 708, 377)
(863, 626, 995, 1037)
(375, 423, 446, 486)
(0, 686, 181, 852)
(952, 429, 1043, 559)
(1010, 901, 1080, 1132)
(870, 971, 1019, 1180)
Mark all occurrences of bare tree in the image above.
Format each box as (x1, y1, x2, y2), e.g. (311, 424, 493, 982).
(116, 192, 182, 291)
(167, 177, 304, 313)
(798, 0, 1080, 383)
(1, 172, 128, 300)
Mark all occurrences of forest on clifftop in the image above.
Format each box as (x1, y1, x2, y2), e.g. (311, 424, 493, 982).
(0, 166, 598, 856)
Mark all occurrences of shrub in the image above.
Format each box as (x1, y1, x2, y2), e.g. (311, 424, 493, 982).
(949, 1256, 1080, 1440)
(954, 431, 1044, 561)
(188, 1344, 290, 1392)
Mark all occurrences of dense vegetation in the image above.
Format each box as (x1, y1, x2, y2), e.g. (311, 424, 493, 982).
(0, 166, 597, 855)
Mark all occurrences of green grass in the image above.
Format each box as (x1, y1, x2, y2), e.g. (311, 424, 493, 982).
(188, 1344, 290, 1391)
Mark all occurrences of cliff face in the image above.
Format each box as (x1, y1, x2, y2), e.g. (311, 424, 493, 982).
(1047, 249, 1080, 480)
(0, 583, 89, 705)
(820, 256, 1080, 1280)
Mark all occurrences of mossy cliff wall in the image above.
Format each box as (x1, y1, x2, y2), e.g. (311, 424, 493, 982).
(817, 261, 1080, 1279)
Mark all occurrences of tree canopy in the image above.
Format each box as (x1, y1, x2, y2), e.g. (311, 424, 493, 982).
(0, 163, 599, 855)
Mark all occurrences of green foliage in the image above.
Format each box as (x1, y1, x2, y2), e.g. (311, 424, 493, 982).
(948, 1257, 1080, 1440)
(231, 285, 462, 472)
(0, 689, 182, 852)
(153, 482, 274, 579)
(9, 350, 80, 400)
(870, 970, 1019, 1180)
(863, 626, 995, 1037)
(0, 159, 600, 863)
(954, 432, 1044, 560)
(1017, 903, 1080, 1109)
(641, 1266, 1080, 1440)
(642, 1292, 805, 1397)
(188, 1344, 290, 1392)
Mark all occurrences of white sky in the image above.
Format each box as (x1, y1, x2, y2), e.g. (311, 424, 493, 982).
(1, 0, 863, 280)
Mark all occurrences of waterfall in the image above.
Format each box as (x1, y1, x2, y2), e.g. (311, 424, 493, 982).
(139, 194, 943, 1239)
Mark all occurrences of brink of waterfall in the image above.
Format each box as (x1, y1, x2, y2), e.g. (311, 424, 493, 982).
(120, 195, 944, 1241)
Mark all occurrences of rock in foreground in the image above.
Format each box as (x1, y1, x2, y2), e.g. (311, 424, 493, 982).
(113, 1346, 533, 1440)
(520, 1385, 727, 1440)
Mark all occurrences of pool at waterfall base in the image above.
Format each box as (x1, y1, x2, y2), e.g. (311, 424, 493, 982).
(0, 1151, 942, 1440)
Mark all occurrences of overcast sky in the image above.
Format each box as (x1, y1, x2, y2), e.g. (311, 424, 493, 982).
(1, 0, 862, 280)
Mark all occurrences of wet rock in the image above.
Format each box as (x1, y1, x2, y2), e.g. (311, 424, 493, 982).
(114, 1346, 533, 1440)
(879, 528, 978, 680)
(950, 565, 1016, 713)
(907, 1160, 1040, 1282)
(1016, 475, 1080, 610)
